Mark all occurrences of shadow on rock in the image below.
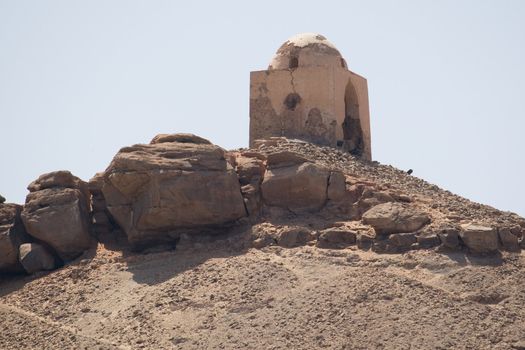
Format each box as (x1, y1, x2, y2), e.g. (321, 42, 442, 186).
(441, 250, 504, 267)
(124, 228, 252, 286)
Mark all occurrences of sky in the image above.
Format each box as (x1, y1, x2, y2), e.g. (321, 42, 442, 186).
(1, 1, 524, 216)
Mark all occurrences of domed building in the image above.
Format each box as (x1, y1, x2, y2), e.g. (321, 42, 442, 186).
(249, 33, 371, 160)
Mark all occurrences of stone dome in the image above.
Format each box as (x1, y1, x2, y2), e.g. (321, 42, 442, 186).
(268, 33, 348, 70)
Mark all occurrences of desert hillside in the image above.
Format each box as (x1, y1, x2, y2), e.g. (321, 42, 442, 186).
(1, 136, 524, 349)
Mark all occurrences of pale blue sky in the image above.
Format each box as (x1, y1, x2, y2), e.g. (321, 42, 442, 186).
(1, 1, 524, 216)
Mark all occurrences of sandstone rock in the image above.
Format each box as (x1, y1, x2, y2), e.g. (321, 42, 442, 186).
(276, 226, 315, 248)
(498, 226, 520, 251)
(350, 226, 377, 249)
(356, 231, 376, 250)
(235, 153, 266, 218)
(27, 170, 87, 194)
(0, 204, 28, 273)
(261, 160, 329, 212)
(327, 171, 346, 201)
(459, 224, 499, 253)
(18, 243, 56, 274)
(241, 184, 262, 217)
(22, 171, 92, 261)
(250, 223, 278, 249)
(87, 172, 105, 194)
(387, 232, 418, 252)
(150, 133, 212, 145)
(235, 154, 265, 186)
(266, 151, 308, 168)
(437, 227, 460, 249)
(102, 134, 247, 247)
(362, 202, 430, 235)
(88, 172, 121, 242)
(417, 231, 441, 249)
(316, 227, 356, 249)
(361, 188, 394, 204)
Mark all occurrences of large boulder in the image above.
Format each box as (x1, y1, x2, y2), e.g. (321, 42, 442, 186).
(0, 203, 28, 273)
(18, 243, 56, 274)
(101, 134, 247, 247)
(261, 151, 329, 212)
(362, 202, 430, 235)
(459, 223, 499, 253)
(21, 171, 93, 261)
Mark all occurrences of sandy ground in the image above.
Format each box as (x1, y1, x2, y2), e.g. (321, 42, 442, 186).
(1, 239, 525, 350)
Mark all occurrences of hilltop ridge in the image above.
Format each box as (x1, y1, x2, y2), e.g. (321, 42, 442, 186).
(1, 134, 524, 349)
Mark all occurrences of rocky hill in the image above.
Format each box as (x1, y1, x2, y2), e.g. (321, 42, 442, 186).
(1, 134, 524, 349)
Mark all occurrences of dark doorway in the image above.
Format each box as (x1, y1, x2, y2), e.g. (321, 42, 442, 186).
(342, 80, 364, 157)
(289, 57, 299, 69)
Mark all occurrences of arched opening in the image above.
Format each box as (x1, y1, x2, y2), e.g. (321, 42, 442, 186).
(289, 56, 299, 69)
(284, 93, 301, 111)
(342, 80, 364, 157)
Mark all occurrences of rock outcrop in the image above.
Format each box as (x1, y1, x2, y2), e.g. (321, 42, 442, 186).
(21, 171, 93, 261)
(102, 134, 247, 247)
(2, 134, 524, 277)
(0, 203, 28, 273)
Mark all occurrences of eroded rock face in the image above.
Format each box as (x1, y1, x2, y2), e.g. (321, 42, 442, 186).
(261, 151, 329, 212)
(362, 202, 430, 235)
(102, 134, 247, 247)
(460, 224, 499, 253)
(21, 171, 92, 261)
(19, 243, 56, 274)
(0, 203, 28, 273)
(88, 173, 122, 244)
(234, 152, 266, 218)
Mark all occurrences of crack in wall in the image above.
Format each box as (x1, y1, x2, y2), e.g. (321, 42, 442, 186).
(288, 68, 297, 94)
(282, 69, 298, 136)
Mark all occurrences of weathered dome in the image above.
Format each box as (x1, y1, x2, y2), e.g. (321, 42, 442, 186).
(269, 33, 347, 70)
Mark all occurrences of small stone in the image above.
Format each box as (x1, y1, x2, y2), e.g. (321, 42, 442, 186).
(417, 231, 441, 249)
(357, 231, 376, 250)
(276, 226, 315, 248)
(316, 228, 356, 249)
(382, 232, 417, 253)
(18, 243, 56, 274)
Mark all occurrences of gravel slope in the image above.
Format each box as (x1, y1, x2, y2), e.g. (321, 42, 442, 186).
(1, 241, 524, 350)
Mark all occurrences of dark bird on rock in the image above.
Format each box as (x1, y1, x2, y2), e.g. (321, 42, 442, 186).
(407, 169, 413, 175)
